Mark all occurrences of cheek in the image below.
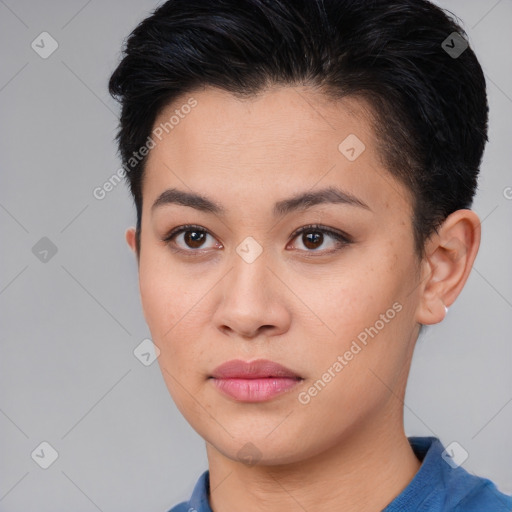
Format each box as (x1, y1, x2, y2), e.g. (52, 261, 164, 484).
(138, 256, 210, 369)
(304, 258, 400, 331)
(301, 249, 414, 369)
(295, 290, 411, 436)
(138, 245, 190, 333)
(139, 263, 208, 411)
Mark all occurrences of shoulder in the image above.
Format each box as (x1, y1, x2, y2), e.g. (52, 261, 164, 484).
(451, 478, 512, 512)
(403, 437, 512, 512)
(431, 439, 512, 511)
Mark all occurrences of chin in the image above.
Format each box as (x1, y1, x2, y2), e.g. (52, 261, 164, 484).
(202, 421, 325, 467)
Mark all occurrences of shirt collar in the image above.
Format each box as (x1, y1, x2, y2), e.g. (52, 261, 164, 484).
(188, 469, 212, 512)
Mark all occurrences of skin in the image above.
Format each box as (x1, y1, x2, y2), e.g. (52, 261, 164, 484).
(125, 86, 480, 512)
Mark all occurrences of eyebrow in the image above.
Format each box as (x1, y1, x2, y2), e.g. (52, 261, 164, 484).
(151, 186, 371, 217)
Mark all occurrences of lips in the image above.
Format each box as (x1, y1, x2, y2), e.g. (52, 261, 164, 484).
(209, 359, 303, 402)
(210, 359, 302, 379)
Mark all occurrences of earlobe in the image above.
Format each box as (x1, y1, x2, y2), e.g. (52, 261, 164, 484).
(416, 209, 481, 325)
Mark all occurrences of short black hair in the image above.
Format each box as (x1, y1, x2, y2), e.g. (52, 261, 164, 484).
(109, 0, 488, 257)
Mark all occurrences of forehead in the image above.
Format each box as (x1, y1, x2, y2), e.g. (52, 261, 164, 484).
(142, 86, 412, 217)
(150, 86, 372, 161)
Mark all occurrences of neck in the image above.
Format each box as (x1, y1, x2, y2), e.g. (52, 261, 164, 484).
(206, 417, 422, 512)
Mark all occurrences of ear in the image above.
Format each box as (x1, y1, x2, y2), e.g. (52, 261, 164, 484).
(125, 227, 139, 262)
(416, 209, 481, 325)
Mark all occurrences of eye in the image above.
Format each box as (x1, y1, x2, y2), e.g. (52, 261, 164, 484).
(162, 223, 352, 256)
(288, 224, 352, 254)
(162, 224, 222, 253)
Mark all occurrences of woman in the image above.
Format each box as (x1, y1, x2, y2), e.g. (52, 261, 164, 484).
(108, 0, 512, 510)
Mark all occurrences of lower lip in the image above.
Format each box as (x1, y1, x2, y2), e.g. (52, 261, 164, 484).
(211, 377, 302, 402)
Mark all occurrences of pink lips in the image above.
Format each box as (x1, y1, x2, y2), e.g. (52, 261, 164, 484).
(210, 359, 303, 402)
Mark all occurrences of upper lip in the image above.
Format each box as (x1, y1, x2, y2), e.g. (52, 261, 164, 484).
(210, 359, 302, 379)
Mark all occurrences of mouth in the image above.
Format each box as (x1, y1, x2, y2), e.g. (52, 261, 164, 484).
(209, 359, 304, 402)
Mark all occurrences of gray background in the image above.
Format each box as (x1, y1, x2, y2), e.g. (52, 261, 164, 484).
(0, 0, 511, 510)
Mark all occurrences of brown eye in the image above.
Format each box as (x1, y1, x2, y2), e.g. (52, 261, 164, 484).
(290, 225, 352, 254)
(183, 229, 207, 248)
(302, 231, 324, 250)
(163, 224, 221, 253)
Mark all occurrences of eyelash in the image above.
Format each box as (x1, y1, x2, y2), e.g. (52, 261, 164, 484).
(162, 223, 353, 257)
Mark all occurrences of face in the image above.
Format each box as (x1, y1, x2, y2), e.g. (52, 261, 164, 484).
(134, 86, 424, 465)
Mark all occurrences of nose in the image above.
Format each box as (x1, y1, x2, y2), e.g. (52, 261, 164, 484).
(212, 250, 291, 340)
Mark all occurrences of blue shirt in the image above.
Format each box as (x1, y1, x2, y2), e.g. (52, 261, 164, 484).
(167, 436, 512, 511)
